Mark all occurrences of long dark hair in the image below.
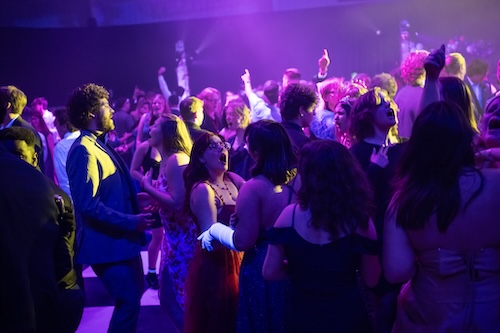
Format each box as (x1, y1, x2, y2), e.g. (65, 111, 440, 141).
(244, 120, 297, 185)
(391, 101, 481, 232)
(298, 140, 373, 238)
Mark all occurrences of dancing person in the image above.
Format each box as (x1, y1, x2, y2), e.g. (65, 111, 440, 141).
(263, 140, 379, 332)
(66, 83, 154, 333)
(140, 114, 197, 331)
(384, 101, 500, 332)
(136, 93, 170, 145)
(200, 120, 299, 332)
(183, 132, 245, 333)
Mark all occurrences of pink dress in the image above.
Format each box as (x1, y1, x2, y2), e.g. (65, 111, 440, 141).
(156, 172, 197, 309)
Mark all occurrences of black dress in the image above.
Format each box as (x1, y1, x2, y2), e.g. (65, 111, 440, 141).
(268, 207, 377, 333)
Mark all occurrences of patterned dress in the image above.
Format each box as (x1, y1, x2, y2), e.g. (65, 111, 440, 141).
(156, 172, 197, 309)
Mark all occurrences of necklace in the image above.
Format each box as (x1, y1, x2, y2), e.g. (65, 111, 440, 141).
(207, 179, 236, 207)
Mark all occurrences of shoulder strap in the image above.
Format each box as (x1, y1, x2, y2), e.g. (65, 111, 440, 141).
(286, 176, 297, 205)
(292, 203, 298, 227)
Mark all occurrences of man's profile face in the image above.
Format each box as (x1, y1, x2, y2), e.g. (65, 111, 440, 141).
(12, 140, 38, 167)
(96, 98, 115, 133)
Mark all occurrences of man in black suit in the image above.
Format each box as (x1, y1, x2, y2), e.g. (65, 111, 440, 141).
(0, 126, 84, 333)
(180, 96, 209, 142)
(0, 101, 62, 332)
(0, 85, 44, 172)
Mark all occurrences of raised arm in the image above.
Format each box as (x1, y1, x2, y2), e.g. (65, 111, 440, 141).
(157, 66, 172, 101)
(419, 44, 446, 112)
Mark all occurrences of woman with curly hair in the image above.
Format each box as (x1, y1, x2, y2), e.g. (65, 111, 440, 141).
(263, 140, 379, 333)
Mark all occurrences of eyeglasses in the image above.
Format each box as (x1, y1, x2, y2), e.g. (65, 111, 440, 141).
(207, 141, 231, 151)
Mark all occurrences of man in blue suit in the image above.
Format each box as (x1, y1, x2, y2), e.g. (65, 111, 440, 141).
(67, 83, 154, 333)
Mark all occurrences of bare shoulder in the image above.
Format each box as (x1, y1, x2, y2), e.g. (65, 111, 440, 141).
(169, 152, 189, 167)
(227, 171, 246, 189)
(136, 141, 150, 154)
(274, 204, 297, 228)
(191, 182, 212, 199)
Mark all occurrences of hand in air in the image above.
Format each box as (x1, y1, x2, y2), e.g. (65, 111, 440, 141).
(241, 69, 251, 84)
(318, 49, 331, 75)
(424, 44, 445, 81)
(158, 66, 166, 76)
(197, 229, 215, 252)
(370, 145, 390, 168)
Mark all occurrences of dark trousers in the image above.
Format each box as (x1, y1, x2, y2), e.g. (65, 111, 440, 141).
(92, 255, 144, 333)
(159, 268, 184, 333)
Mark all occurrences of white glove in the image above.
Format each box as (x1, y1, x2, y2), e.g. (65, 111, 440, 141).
(209, 222, 238, 251)
(197, 229, 215, 252)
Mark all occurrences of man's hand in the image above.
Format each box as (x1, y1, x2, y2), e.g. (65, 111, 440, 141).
(318, 49, 331, 75)
(424, 44, 445, 81)
(136, 213, 155, 231)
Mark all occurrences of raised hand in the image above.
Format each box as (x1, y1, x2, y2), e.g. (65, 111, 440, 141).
(158, 66, 166, 76)
(241, 69, 251, 84)
(424, 44, 445, 81)
(318, 49, 331, 75)
(370, 145, 389, 168)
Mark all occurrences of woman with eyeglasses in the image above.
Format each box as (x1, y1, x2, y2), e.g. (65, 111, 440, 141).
(183, 132, 245, 333)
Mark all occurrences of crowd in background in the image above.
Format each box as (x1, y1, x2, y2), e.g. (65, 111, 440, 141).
(1, 44, 500, 333)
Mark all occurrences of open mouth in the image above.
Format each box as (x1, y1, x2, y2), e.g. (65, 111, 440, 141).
(228, 122, 233, 127)
(387, 110, 395, 117)
(219, 154, 227, 163)
(488, 118, 500, 130)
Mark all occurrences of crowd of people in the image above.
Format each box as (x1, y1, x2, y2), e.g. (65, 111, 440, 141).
(1, 44, 500, 333)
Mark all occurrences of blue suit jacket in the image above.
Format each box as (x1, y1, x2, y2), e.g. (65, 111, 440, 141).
(67, 130, 145, 265)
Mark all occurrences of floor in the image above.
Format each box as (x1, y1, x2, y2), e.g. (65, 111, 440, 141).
(75, 251, 180, 333)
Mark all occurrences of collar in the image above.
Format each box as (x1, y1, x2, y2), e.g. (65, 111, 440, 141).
(1, 114, 20, 129)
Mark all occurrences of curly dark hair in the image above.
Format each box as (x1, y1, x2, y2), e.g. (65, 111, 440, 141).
(392, 101, 481, 232)
(298, 140, 373, 238)
(67, 83, 109, 130)
(244, 120, 297, 185)
(279, 83, 318, 121)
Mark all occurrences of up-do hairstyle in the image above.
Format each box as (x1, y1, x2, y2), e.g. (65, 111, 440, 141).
(349, 87, 386, 142)
(391, 101, 480, 232)
(298, 140, 373, 238)
(67, 83, 109, 130)
(244, 120, 297, 185)
(279, 83, 318, 121)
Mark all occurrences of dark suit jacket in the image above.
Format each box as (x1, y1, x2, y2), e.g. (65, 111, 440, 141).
(465, 77, 495, 121)
(0, 144, 62, 333)
(67, 130, 144, 265)
(11, 116, 44, 172)
(186, 121, 210, 142)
